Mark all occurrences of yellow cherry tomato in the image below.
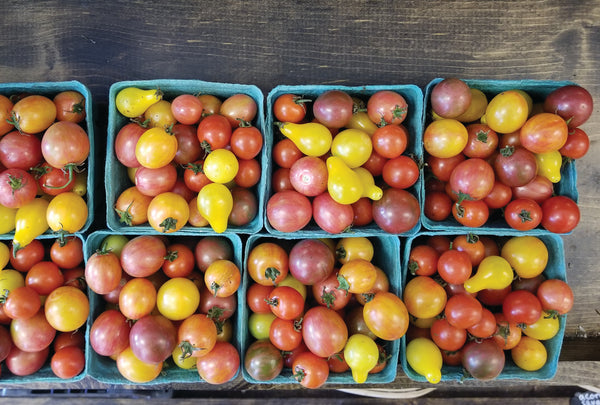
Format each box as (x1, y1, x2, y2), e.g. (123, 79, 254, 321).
(344, 334, 379, 383)
(0, 204, 17, 234)
(135, 127, 178, 169)
(117, 346, 162, 383)
(353, 167, 383, 200)
(346, 111, 379, 136)
(463, 255, 514, 293)
(147, 192, 190, 233)
(511, 336, 547, 371)
(535, 150, 562, 183)
(406, 337, 442, 384)
(455, 88, 488, 123)
(335, 237, 374, 264)
(172, 345, 198, 369)
(46, 192, 88, 233)
(326, 156, 363, 205)
(203, 149, 239, 184)
(511, 89, 534, 116)
(13, 198, 49, 253)
(278, 122, 332, 157)
(485, 90, 529, 133)
(501, 236, 548, 279)
(115, 87, 163, 118)
(277, 273, 307, 300)
(522, 311, 560, 340)
(0, 269, 25, 295)
(423, 119, 468, 158)
(156, 277, 200, 321)
(0, 242, 9, 269)
(144, 99, 176, 129)
(330, 128, 373, 168)
(72, 170, 87, 196)
(197, 183, 233, 233)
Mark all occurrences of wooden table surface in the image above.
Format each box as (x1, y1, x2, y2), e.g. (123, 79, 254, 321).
(1, 0, 599, 401)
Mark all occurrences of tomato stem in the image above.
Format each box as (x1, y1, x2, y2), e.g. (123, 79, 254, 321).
(159, 217, 178, 233)
(6, 111, 21, 133)
(44, 163, 78, 190)
(336, 274, 351, 296)
(292, 366, 306, 383)
(115, 202, 134, 226)
(320, 287, 336, 309)
(264, 267, 281, 284)
(164, 250, 179, 262)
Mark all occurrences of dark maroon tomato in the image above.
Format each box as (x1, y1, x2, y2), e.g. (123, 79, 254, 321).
(476, 285, 512, 307)
(229, 186, 258, 226)
(0, 326, 12, 362)
(312, 192, 354, 234)
(461, 339, 505, 380)
(271, 167, 293, 193)
(172, 124, 202, 165)
(449, 158, 495, 201)
(313, 90, 354, 129)
(195, 236, 233, 272)
(197, 283, 237, 321)
(424, 191, 452, 221)
(502, 290, 542, 325)
(372, 188, 420, 233)
(543, 84, 594, 128)
(430, 78, 471, 119)
(0, 131, 43, 170)
(559, 128, 590, 159)
(288, 239, 335, 285)
(512, 274, 546, 294)
(511, 175, 554, 204)
(244, 340, 284, 381)
(541, 196, 580, 234)
(494, 146, 538, 187)
(89, 309, 131, 357)
(344, 306, 377, 340)
(267, 189, 313, 233)
(129, 314, 177, 364)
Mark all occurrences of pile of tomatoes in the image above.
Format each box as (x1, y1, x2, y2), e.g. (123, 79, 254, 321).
(112, 87, 263, 234)
(403, 233, 573, 383)
(266, 88, 421, 234)
(86, 233, 241, 384)
(0, 236, 88, 380)
(243, 236, 408, 388)
(0, 90, 90, 251)
(423, 79, 592, 232)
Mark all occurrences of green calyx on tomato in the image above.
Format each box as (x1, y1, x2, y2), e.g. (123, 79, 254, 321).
(336, 274, 351, 296)
(158, 216, 179, 233)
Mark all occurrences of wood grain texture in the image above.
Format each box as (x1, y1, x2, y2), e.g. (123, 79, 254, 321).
(0, 0, 599, 395)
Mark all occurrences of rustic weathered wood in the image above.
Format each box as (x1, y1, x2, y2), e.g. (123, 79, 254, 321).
(0, 0, 598, 398)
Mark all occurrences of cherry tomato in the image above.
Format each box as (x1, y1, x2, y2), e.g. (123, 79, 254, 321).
(504, 198, 542, 231)
(273, 93, 310, 123)
(541, 195, 580, 233)
(292, 351, 329, 389)
(403, 276, 447, 319)
(503, 289, 542, 325)
(371, 124, 408, 159)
